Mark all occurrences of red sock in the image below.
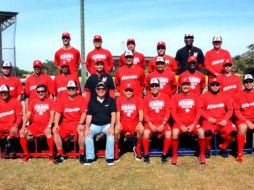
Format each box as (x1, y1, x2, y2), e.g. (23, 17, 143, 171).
(163, 138, 171, 155)
(20, 137, 29, 155)
(114, 141, 119, 159)
(172, 139, 179, 157)
(205, 136, 212, 151)
(237, 134, 245, 154)
(142, 138, 150, 155)
(79, 148, 85, 155)
(58, 149, 63, 155)
(220, 136, 234, 150)
(136, 140, 141, 157)
(47, 137, 54, 155)
(199, 138, 205, 156)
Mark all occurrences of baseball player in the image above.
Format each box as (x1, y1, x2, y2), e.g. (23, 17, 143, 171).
(233, 74, 254, 163)
(0, 84, 22, 158)
(54, 32, 81, 78)
(115, 50, 145, 98)
(204, 35, 232, 79)
(200, 78, 236, 158)
(142, 78, 171, 163)
(86, 35, 114, 74)
(148, 41, 178, 74)
(19, 84, 55, 163)
(53, 80, 88, 164)
(146, 56, 177, 98)
(176, 34, 204, 74)
(119, 38, 146, 68)
(0, 61, 22, 101)
(178, 56, 206, 95)
(115, 82, 144, 161)
(171, 77, 205, 165)
(53, 60, 81, 99)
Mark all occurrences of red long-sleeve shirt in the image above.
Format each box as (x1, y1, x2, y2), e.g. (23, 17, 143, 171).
(145, 70, 177, 98)
(54, 47, 81, 77)
(0, 76, 22, 99)
(0, 98, 22, 130)
(115, 64, 145, 98)
(200, 91, 232, 121)
(217, 74, 242, 98)
(148, 55, 178, 73)
(119, 51, 146, 68)
(204, 48, 232, 77)
(143, 93, 170, 126)
(171, 93, 200, 125)
(233, 90, 254, 122)
(178, 70, 206, 95)
(86, 47, 114, 74)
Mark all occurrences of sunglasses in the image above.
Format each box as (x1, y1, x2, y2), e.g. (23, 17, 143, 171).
(150, 84, 160, 88)
(157, 47, 165, 50)
(96, 87, 106, 91)
(125, 56, 133, 59)
(124, 88, 133, 92)
(36, 90, 46, 94)
(62, 37, 70, 40)
(67, 87, 77, 91)
(94, 40, 102, 43)
(156, 62, 165, 65)
(2, 67, 11, 70)
(210, 83, 220, 87)
(244, 80, 253, 84)
(0, 91, 8, 94)
(224, 64, 232, 67)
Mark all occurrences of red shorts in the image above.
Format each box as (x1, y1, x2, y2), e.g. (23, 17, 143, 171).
(121, 122, 138, 136)
(0, 127, 19, 138)
(27, 123, 47, 137)
(202, 120, 237, 138)
(144, 123, 171, 138)
(172, 122, 202, 135)
(58, 123, 78, 141)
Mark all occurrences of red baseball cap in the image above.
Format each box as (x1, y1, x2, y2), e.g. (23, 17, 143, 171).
(157, 41, 166, 48)
(123, 82, 134, 90)
(62, 32, 71, 38)
(127, 38, 135, 44)
(60, 60, 70, 67)
(209, 78, 221, 85)
(93, 35, 102, 41)
(188, 56, 197, 64)
(223, 59, 233, 66)
(33, 60, 43, 67)
(180, 77, 191, 85)
(95, 58, 105, 65)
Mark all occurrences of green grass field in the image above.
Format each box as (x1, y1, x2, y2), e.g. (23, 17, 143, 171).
(0, 153, 254, 190)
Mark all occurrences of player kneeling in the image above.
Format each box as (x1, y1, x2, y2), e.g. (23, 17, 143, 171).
(142, 78, 171, 163)
(20, 84, 55, 163)
(171, 78, 205, 165)
(115, 83, 144, 161)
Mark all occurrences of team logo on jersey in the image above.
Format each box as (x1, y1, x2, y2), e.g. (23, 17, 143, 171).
(241, 102, 254, 109)
(57, 87, 66, 93)
(149, 100, 165, 113)
(154, 77, 169, 89)
(0, 110, 14, 118)
(121, 103, 136, 117)
(133, 57, 140, 64)
(101, 77, 107, 83)
(178, 99, 195, 113)
(64, 108, 80, 112)
(223, 85, 236, 92)
(121, 75, 138, 80)
(30, 85, 37, 91)
(60, 53, 74, 61)
(92, 54, 106, 60)
(193, 52, 198, 57)
(212, 59, 224, 65)
(189, 77, 200, 89)
(35, 103, 49, 115)
(9, 87, 14, 91)
(207, 103, 224, 109)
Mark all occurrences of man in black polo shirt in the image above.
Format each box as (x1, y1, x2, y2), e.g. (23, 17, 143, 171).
(84, 58, 115, 100)
(175, 34, 204, 74)
(84, 82, 116, 165)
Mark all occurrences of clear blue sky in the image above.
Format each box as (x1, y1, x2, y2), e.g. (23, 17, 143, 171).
(1, 0, 254, 71)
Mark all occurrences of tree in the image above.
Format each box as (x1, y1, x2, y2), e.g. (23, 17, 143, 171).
(43, 60, 58, 76)
(13, 67, 32, 78)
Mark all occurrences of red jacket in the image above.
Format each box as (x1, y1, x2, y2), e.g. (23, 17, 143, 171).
(0, 76, 22, 99)
(119, 51, 145, 68)
(148, 55, 178, 73)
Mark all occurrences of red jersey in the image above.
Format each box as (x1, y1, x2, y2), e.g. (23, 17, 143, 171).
(25, 73, 54, 101)
(171, 93, 200, 125)
(86, 47, 114, 74)
(200, 91, 232, 121)
(115, 64, 145, 98)
(143, 93, 170, 126)
(54, 47, 81, 77)
(145, 70, 177, 97)
(56, 95, 88, 124)
(178, 70, 206, 95)
(119, 51, 146, 68)
(217, 74, 242, 98)
(53, 74, 80, 98)
(233, 90, 254, 122)
(116, 96, 143, 127)
(0, 76, 22, 99)
(204, 48, 232, 77)
(0, 98, 22, 129)
(148, 55, 178, 73)
(28, 98, 55, 126)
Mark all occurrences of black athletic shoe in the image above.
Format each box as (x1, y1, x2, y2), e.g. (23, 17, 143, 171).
(84, 159, 95, 166)
(205, 150, 211, 159)
(161, 154, 168, 163)
(79, 154, 86, 164)
(54, 154, 65, 164)
(220, 149, 229, 158)
(106, 159, 115, 166)
(143, 155, 150, 164)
